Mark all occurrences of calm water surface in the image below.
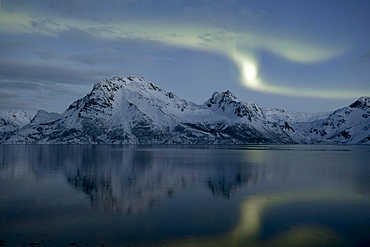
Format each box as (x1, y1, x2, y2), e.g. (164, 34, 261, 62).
(0, 145, 369, 246)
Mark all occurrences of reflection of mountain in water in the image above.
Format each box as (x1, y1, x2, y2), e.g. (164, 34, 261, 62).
(64, 148, 189, 214)
(207, 170, 258, 198)
(1, 145, 367, 215)
(3, 145, 258, 214)
(62, 146, 260, 214)
(67, 169, 117, 212)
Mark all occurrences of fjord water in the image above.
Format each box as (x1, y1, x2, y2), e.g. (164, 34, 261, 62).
(0, 145, 369, 247)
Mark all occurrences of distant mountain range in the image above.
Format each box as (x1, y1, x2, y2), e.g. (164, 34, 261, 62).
(1, 76, 369, 144)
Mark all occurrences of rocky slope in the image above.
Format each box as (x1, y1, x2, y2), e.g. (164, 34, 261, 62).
(0, 76, 369, 144)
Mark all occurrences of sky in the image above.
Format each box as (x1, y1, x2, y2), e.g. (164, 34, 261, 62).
(0, 0, 369, 114)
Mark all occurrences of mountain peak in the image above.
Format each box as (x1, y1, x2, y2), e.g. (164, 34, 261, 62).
(204, 90, 240, 107)
(207, 90, 239, 106)
(65, 76, 190, 123)
(203, 90, 264, 120)
(349, 96, 370, 109)
(92, 76, 159, 92)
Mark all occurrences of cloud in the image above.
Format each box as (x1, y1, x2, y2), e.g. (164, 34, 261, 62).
(0, 90, 39, 112)
(0, 38, 27, 56)
(0, 80, 85, 98)
(32, 82, 89, 99)
(29, 19, 59, 33)
(66, 51, 171, 65)
(57, 27, 96, 44)
(239, 7, 268, 20)
(46, 0, 142, 21)
(0, 90, 19, 99)
(0, 59, 98, 85)
(0, 80, 42, 91)
(0, 80, 91, 113)
(66, 53, 119, 65)
(351, 51, 370, 66)
(32, 50, 60, 60)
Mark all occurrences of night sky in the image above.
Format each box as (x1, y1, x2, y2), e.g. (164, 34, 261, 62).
(0, 0, 369, 114)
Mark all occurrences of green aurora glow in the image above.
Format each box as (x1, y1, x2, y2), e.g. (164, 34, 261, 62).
(1, 10, 366, 99)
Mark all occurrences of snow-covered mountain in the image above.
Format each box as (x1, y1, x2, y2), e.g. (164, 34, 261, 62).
(0, 76, 369, 144)
(289, 96, 370, 144)
(0, 110, 32, 134)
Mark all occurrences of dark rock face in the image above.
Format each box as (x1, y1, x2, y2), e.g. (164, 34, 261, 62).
(350, 96, 370, 110)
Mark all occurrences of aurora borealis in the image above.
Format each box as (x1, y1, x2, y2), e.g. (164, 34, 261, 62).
(0, 0, 369, 113)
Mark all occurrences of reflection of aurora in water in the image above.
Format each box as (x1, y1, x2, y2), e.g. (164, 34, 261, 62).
(2, 11, 369, 98)
(163, 191, 368, 247)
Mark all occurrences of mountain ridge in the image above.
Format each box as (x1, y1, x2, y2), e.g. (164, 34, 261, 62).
(1, 76, 369, 144)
